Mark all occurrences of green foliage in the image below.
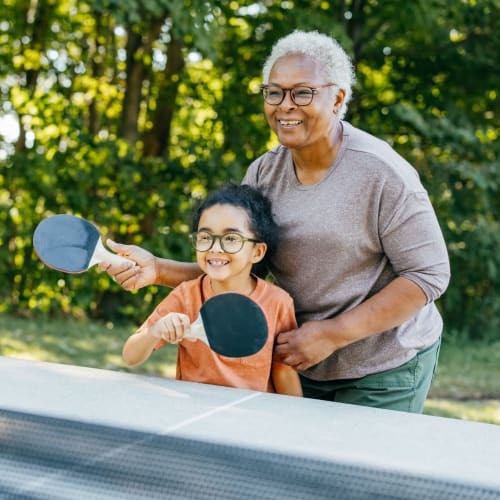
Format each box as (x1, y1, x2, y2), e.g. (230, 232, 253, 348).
(0, 0, 498, 339)
(345, 0, 500, 339)
(1, 136, 223, 322)
(389, 103, 500, 339)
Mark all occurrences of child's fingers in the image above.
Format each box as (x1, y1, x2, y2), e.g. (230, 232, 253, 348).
(158, 313, 190, 342)
(171, 314, 191, 341)
(178, 315, 192, 339)
(151, 315, 177, 343)
(169, 315, 184, 341)
(160, 326, 175, 343)
(147, 313, 192, 343)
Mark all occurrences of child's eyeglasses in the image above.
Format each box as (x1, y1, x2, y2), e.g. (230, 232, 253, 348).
(191, 231, 261, 254)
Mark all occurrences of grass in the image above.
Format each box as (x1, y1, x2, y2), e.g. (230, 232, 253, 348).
(1, 314, 499, 424)
(424, 335, 500, 424)
(0, 316, 178, 379)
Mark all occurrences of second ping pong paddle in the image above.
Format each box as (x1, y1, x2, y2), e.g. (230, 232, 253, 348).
(182, 293, 268, 358)
(33, 214, 134, 274)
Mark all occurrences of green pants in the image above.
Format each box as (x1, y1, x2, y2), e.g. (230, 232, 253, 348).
(300, 338, 441, 413)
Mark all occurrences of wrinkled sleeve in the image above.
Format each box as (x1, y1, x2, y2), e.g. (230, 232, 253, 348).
(380, 190, 450, 303)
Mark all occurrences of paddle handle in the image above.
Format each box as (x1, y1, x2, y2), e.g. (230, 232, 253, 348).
(183, 316, 209, 345)
(89, 238, 135, 268)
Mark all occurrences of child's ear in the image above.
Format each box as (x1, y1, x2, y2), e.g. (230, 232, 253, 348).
(251, 242, 267, 263)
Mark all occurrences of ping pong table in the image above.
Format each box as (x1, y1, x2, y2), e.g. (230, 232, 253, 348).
(1, 356, 499, 499)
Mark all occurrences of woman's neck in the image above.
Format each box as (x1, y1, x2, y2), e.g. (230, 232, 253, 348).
(292, 123, 343, 185)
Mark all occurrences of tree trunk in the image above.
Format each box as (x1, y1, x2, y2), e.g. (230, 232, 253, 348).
(14, 0, 53, 152)
(119, 17, 165, 145)
(142, 35, 185, 158)
(120, 29, 144, 144)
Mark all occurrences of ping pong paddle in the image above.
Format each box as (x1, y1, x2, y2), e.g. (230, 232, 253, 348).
(182, 293, 268, 357)
(33, 214, 134, 274)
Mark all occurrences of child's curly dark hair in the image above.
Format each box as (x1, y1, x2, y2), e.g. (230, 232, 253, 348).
(192, 183, 279, 278)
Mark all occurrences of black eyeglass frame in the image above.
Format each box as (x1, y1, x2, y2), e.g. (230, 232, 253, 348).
(259, 82, 337, 106)
(191, 231, 261, 254)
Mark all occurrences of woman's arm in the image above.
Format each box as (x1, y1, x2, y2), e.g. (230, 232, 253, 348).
(99, 240, 202, 290)
(275, 276, 427, 372)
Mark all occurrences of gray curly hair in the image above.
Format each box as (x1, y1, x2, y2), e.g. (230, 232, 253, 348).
(262, 30, 356, 119)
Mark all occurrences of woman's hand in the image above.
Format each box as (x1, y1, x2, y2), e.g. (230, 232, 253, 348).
(274, 320, 338, 372)
(98, 239, 158, 291)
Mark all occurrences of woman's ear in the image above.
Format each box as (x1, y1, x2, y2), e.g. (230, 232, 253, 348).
(333, 88, 346, 114)
(251, 242, 267, 264)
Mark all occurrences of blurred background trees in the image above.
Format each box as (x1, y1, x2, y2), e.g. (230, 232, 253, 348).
(1, 0, 498, 338)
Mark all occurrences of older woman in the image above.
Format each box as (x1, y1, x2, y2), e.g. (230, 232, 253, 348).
(103, 31, 450, 412)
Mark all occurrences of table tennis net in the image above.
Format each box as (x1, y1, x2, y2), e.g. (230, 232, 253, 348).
(1, 408, 499, 500)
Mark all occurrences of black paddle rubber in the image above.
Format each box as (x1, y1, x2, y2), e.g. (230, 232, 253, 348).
(200, 293, 268, 357)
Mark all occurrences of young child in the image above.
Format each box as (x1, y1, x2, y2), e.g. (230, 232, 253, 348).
(122, 184, 302, 396)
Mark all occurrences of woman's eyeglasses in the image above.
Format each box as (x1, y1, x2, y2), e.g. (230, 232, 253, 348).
(260, 83, 337, 106)
(192, 231, 261, 254)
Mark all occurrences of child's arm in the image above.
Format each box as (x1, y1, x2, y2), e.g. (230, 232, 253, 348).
(269, 292, 302, 396)
(122, 312, 190, 367)
(271, 361, 303, 397)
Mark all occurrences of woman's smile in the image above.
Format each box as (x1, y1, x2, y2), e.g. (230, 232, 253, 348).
(278, 119, 303, 127)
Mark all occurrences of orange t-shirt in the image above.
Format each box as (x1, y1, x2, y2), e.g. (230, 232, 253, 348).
(141, 275, 297, 392)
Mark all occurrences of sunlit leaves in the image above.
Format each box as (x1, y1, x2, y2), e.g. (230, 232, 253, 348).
(0, 0, 498, 338)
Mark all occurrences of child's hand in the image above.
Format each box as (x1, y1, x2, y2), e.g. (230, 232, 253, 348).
(149, 313, 191, 343)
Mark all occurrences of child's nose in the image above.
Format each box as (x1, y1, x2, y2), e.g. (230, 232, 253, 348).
(212, 237, 224, 252)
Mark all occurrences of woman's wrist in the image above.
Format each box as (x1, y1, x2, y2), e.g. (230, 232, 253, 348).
(152, 257, 181, 287)
(153, 257, 202, 288)
(317, 315, 353, 352)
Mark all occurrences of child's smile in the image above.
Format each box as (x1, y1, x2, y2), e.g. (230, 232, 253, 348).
(206, 257, 229, 267)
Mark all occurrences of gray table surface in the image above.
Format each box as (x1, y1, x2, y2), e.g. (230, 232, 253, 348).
(1, 355, 499, 490)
